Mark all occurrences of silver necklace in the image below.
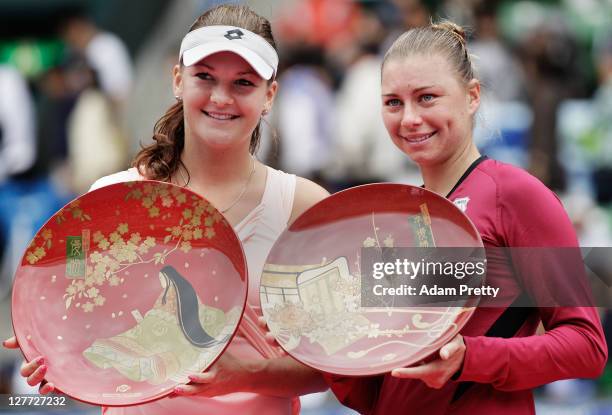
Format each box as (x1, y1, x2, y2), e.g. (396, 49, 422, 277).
(178, 155, 256, 214)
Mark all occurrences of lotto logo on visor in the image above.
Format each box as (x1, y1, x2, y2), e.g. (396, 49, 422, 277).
(179, 25, 279, 80)
(224, 29, 244, 40)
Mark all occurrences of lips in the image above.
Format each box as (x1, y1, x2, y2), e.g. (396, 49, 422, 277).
(399, 131, 436, 143)
(202, 110, 239, 120)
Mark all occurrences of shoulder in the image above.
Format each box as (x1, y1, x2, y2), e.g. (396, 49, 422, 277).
(89, 168, 144, 192)
(479, 159, 576, 246)
(480, 159, 561, 208)
(289, 176, 330, 225)
(488, 160, 547, 192)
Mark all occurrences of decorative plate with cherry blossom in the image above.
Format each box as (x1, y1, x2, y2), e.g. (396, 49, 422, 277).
(261, 183, 484, 376)
(12, 181, 247, 406)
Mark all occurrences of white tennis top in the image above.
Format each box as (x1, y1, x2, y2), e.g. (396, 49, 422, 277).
(92, 166, 297, 415)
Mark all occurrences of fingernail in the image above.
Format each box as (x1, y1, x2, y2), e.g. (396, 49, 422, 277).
(36, 357, 45, 365)
(173, 387, 183, 394)
(39, 365, 47, 373)
(188, 375, 197, 382)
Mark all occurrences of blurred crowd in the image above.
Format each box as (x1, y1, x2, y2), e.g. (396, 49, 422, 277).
(1, 0, 612, 413)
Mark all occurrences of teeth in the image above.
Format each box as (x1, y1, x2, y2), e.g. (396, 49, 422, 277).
(205, 111, 236, 120)
(403, 132, 434, 142)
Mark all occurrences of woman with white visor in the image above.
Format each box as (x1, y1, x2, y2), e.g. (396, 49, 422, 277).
(4, 4, 329, 415)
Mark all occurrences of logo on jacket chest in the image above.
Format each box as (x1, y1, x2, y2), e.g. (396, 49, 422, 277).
(452, 197, 470, 213)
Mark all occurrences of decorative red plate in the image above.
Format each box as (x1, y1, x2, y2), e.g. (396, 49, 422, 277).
(261, 184, 484, 376)
(12, 181, 247, 406)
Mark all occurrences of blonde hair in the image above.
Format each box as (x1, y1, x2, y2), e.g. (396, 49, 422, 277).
(383, 20, 475, 84)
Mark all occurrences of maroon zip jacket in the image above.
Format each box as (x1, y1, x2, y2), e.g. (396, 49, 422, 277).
(325, 157, 607, 414)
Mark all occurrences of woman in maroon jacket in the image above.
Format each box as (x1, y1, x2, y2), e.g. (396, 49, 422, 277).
(326, 20, 607, 414)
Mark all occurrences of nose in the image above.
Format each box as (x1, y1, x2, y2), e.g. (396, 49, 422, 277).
(400, 104, 423, 129)
(210, 85, 234, 106)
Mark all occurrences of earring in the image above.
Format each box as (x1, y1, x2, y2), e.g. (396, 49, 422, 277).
(175, 95, 183, 102)
(262, 108, 269, 116)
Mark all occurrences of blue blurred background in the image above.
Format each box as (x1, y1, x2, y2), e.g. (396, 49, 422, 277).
(1, 0, 612, 413)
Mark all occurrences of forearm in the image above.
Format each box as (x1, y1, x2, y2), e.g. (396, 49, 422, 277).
(458, 307, 607, 391)
(244, 356, 328, 398)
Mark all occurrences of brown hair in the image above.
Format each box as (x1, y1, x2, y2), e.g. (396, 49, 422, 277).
(382, 20, 475, 85)
(133, 4, 277, 182)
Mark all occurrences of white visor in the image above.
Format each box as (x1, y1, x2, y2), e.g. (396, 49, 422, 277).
(179, 25, 278, 80)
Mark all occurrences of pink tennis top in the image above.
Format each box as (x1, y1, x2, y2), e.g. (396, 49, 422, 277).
(90, 166, 298, 415)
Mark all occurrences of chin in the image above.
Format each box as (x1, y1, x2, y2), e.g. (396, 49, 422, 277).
(202, 133, 250, 150)
(394, 137, 446, 167)
(391, 139, 420, 161)
(395, 146, 435, 167)
(205, 139, 238, 150)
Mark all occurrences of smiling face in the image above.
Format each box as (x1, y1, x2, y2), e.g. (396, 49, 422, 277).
(173, 51, 277, 150)
(381, 53, 480, 168)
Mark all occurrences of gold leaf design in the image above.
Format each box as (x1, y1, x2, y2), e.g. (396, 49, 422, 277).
(61, 183, 222, 314)
(363, 237, 376, 247)
(25, 230, 52, 264)
(56, 201, 92, 224)
(180, 241, 192, 253)
(383, 235, 394, 247)
(153, 253, 164, 265)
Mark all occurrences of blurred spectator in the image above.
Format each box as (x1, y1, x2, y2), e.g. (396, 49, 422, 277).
(519, 16, 583, 191)
(65, 57, 127, 194)
(470, 1, 524, 102)
(35, 66, 76, 169)
(326, 1, 419, 189)
(59, 9, 133, 105)
(381, 0, 430, 53)
(57, 9, 132, 193)
(275, 0, 360, 53)
(0, 65, 36, 183)
(0, 65, 37, 295)
(582, 29, 612, 205)
(273, 46, 335, 182)
(470, 1, 531, 168)
(275, 0, 362, 88)
(440, 0, 477, 27)
(0, 64, 72, 298)
(391, 0, 430, 30)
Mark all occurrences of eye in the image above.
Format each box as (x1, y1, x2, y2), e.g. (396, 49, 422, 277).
(195, 72, 213, 80)
(385, 98, 402, 107)
(419, 94, 436, 103)
(235, 78, 255, 87)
